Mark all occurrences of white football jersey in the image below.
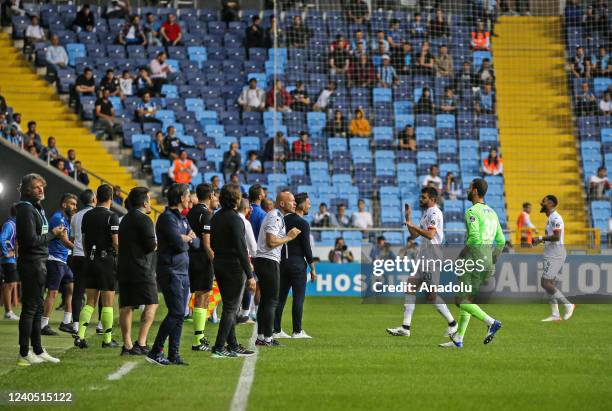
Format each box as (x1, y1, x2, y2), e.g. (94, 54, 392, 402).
(419, 206, 444, 245)
(544, 210, 565, 259)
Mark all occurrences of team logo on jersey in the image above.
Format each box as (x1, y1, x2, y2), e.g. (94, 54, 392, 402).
(430, 219, 436, 226)
(469, 215, 476, 222)
(554, 222, 561, 228)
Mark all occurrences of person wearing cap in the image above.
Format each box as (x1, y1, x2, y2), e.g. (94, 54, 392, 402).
(377, 54, 398, 88)
(238, 78, 266, 112)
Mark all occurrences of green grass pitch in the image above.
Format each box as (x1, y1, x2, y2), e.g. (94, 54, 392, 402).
(1, 297, 611, 410)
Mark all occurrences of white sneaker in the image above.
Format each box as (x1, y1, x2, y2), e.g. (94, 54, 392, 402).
(386, 327, 410, 337)
(438, 341, 460, 348)
(4, 312, 19, 320)
(445, 323, 458, 336)
(541, 315, 561, 322)
(563, 304, 576, 321)
(292, 330, 312, 339)
(272, 330, 291, 339)
(37, 349, 60, 363)
(21, 351, 44, 365)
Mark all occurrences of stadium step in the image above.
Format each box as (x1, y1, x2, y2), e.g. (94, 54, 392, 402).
(0, 32, 162, 215)
(495, 16, 589, 246)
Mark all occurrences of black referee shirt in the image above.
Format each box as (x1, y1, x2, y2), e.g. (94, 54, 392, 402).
(210, 207, 252, 278)
(186, 203, 211, 254)
(82, 206, 119, 256)
(282, 213, 313, 264)
(117, 209, 156, 283)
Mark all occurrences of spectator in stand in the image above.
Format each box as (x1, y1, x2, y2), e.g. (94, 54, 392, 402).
(444, 172, 462, 200)
(163, 126, 188, 160)
(285, 15, 311, 48)
(262, 131, 289, 163)
(210, 175, 221, 194)
(582, 6, 599, 40)
(290, 81, 311, 112)
(414, 41, 435, 76)
(377, 55, 398, 88)
(292, 131, 311, 161)
(475, 82, 495, 114)
(313, 81, 336, 112)
(72, 67, 95, 108)
(351, 199, 373, 229)
(387, 19, 404, 52)
(313, 203, 337, 227)
(398, 125, 417, 151)
(328, 237, 354, 263)
(576, 82, 598, 116)
(95, 88, 122, 140)
(40, 136, 60, 162)
(24, 15, 45, 56)
(422, 164, 443, 194)
(471, 21, 490, 51)
(428, 8, 450, 38)
(117, 15, 147, 46)
(245, 15, 265, 49)
(266, 79, 292, 112)
(10, 112, 23, 133)
(246, 151, 262, 173)
(160, 13, 182, 48)
(326, 110, 349, 138)
(73, 4, 95, 33)
(371, 30, 389, 54)
(136, 91, 160, 125)
(410, 12, 427, 38)
(589, 166, 610, 199)
(6, 126, 22, 146)
(1, 0, 25, 26)
(238, 78, 266, 112)
(435, 44, 453, 78)
(329, 35, 351, 78)
(351, 30, 367, 53)
(349, 108, 372, 137)
(456, 60, 477, 92)
(346, 0, 369, 24)
(571, 46, 588, 78)
(52, 158, 68, 175)
(439, 87, 458, 113)
(149, 51, 175, 96)
(74, 161, 89, 186)
(516, 202, 537, 246)
(264, 14, 283, 49)
(483, 149, 503, 175)
(221, 0, 240, 24)
(64, 149, 76, 174)
(143, 131, 167, 166)
(564, 0, 582, 27)
(104, 0, 130, 20)
(168, 150, 197, 186)
(398, 42, 413, 75)
(135, 66, 154, 97)
(592, 46, 609, 77)
(222, 142, 241, 182)
(99, 68, 123, 100)
(24, 121, 42, 152)
(335, 204, 351, 228)
(477, 58, 496, 84)
(600, 91, 612, 115)
(45, 35, 68, 83)
(370, 236, 396, 261)
(119, 70, 134, 97)
(415, 87, 435, 115)
(592, 0, 609, 37)
(113, 186, 124, 206)
(0, 86, 7, 114)
(349, 54, 375, 88)
(144, 13, 162, 47)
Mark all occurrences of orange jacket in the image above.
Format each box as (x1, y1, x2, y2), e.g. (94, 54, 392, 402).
(172, 159, 194, 184)
(471, 31, 490, 50)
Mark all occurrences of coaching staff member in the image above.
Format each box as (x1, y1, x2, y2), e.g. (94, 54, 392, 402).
(69, 189, 96, 334)
(147, 183, 199, 366)
(118, 187, 158, 356)
(253, 191, 300, 347)
(274, 193, 317, 339)
(16, 173, 64, 366)
(210, 184, 256, 358)
(75, 184, 119, 349)
(186, 183, 217, 352)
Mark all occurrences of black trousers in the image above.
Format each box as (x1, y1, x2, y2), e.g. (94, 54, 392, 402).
(253, 257, 280, 338)
(274, 257, 307, 334)
(151, 272, 189, 360)
(17, 259, 46, 357)
(69, 256, 86, 324)
(213, 258, 245, 350)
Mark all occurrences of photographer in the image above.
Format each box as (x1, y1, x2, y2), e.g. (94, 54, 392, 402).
(328, 237, 354, 263)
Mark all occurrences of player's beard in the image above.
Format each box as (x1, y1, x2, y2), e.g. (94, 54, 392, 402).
(467, 190, 474, 202)
(540, 205, 546, 213)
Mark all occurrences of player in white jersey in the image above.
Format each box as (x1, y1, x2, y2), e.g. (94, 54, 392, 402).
(386, 187, 457, 338)
(532, 195, 575, 322)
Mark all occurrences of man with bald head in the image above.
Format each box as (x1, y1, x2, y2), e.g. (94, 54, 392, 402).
(252, 191, 301, 346)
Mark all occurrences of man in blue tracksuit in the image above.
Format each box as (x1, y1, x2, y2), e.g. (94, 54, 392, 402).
(146, 183, 199, 366)
(1, 205, 19, 321)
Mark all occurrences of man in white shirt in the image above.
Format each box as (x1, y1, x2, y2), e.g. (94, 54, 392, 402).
(422, 164, 443, 194)
(532, 195, 575, 322)
(252, 191, 300, 346)
(589, 166, 610, 200)
(45, 34, 68, 83)
(387, 187, 456, 338)
(351, 199, 373, 229)
(313, 81, 336, 112)
(149, 51, 175, 96)
(238, 78, 266, 112)
(25, 16, 45, 45)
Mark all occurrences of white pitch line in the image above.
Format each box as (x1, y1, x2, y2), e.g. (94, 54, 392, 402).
(229, 326, 259, 411)
(107, 361, 139, 381)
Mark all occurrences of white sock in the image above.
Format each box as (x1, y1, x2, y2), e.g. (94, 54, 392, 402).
(403, 294, 416, 327)
(63, 312, 72, 324)
(73, 322, 79, 332)
(483, 315, 495, 326)
(139, 305, 145, 311)
(41, 317, 49, 328)
(97, 321, 102, 329)
(258, 334, 264, 340)
(551, 302, 560, 317)
(239, 309, 249, 317)
(564, 303, 574, 311)
(212, 308, 218, 322)
(552, 289, 570, 305)
(434, 303, 455, 323)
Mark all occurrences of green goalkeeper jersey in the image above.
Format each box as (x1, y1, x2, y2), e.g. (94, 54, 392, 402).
(464, 202, 506, 270)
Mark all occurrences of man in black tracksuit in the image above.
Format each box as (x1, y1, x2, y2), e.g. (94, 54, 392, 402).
(15, 173, 65, 366)
(274, 193, 317, 338)
(146, 183, 199, 366)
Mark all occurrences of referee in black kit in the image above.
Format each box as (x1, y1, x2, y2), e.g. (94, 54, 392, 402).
(147, 183, 199, 366)
(209, 184, 256, 358)
(15, 173, 65, 366)
(118, 187, 158, 356)
(274, 193, 317, 339)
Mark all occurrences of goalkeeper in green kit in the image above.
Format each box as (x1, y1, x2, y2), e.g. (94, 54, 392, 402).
(440, 178, 505, 348)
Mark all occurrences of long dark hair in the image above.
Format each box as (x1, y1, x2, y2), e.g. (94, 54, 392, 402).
(487, 149, 499, 166)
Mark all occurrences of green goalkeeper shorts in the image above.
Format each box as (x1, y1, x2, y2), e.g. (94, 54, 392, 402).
(457, 269, 493, 300)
